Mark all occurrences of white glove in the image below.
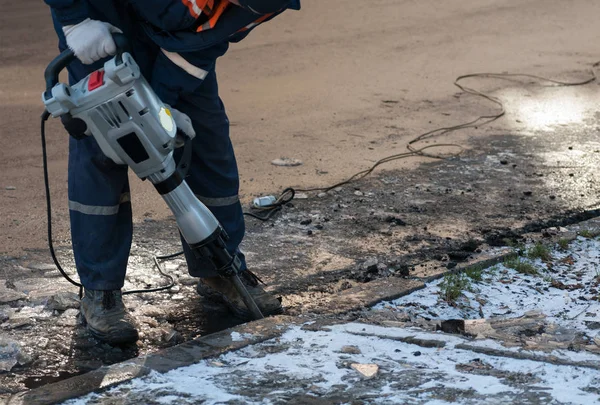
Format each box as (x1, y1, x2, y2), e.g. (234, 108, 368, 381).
(63, 18, 122, 65)
(169, 107, 196, 147)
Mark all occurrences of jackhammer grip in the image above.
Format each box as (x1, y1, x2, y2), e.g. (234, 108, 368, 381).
(112, 33, 131, 65)
(43, 33, 131, 96)
(44, 48, 76, 97)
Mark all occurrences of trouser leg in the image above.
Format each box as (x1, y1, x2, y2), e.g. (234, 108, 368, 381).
(50, 3, 156, 290)
(151, 53, 246, 278)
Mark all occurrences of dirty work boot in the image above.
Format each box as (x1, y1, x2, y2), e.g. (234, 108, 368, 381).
(197, 271, 283, 319)
(80, 289, 139, 345)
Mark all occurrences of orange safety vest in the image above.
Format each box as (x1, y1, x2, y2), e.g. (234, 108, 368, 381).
(182, 0, 276, 33)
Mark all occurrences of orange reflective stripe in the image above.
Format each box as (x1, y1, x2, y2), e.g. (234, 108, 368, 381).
(182, 0, 200, 18)
(236, 12, 275, 33)
(196, 0, 231, 32)
(195, 0, 215, 14)
(182, 0, 215, 19)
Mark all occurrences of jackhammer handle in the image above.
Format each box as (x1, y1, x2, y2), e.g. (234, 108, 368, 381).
(44, 33, 130, 95)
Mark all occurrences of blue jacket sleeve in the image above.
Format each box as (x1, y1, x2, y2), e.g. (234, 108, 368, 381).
(238, 0, 299, 14)
(44, 0, 90, 25)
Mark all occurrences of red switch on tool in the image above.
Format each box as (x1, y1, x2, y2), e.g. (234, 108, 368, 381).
(88, 70, 105, 91)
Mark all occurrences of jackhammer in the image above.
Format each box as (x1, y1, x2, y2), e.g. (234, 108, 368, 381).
(41, 34, 264, 320)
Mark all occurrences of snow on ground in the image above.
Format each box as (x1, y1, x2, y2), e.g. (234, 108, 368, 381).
(377, 237, 600, 341)
(61, 322, 600, 405)
(60, 238, 600, 404)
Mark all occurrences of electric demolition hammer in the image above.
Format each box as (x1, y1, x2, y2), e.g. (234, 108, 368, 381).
(42, 34, 264, 320)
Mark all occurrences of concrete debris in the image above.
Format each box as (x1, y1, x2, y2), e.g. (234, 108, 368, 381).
(0, 337, 20, 372)
(464, 319, 496, 338)
(2, 317, 33, 329)
(350, 363, 379, 378)
(340, 345, 361, 354)
(354, 191, 364, 196)
(47, 292, 80, 311)
(162, 329, 184, 345)
(0, 282, 26, 304)
(271, 157, 303, 167)
(56, 309, 80, 326)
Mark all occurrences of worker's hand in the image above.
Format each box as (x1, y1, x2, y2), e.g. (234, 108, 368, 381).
(63, 18, 122, 65)
(169, 107, 196, 147)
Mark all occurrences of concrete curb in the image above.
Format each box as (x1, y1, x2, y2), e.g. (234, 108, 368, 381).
(6, 316, 300, 405)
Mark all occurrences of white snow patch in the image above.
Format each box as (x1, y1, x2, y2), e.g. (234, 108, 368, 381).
(61, 323, 600, 405)
(377, 237, 600, 340)
(230, 331, 253, 342)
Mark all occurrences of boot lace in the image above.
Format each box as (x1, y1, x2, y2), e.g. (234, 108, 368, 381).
(241, 270, 266, 287)
(102, 291, 117, 310)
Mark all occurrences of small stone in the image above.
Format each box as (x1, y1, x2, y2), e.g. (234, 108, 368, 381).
(307, 230, 313, 236)
(354, 191, 364, 196)
(446, 262, 458, 269)
(549, 195, 556, 200)
(0, 337, 20, 371)
(300, 219, 312, 225)
(47, 291, 80, 311)
(57, 308, 80, 326)
(179, 277, 198, 286)
(334, 187, 343, 192)
(171, 294, 185, 301)
(523, 191, 533, 196)
(500, 160, 508, 165)
(17, 351, 35, 366)
(36, 337, 50, 349)
(317, 192, 327, 198)
(163, 329, 184, 345)
(295, 193, 309, 199)
(271, 157, 303, 167)
(5, 186, 16, 191)
(413, 351, 422, 356)
(3, 317, 33, 329)
(350, 363, 379, 379)
(585, 321, 600, 330)
(341, 345, 361, 354)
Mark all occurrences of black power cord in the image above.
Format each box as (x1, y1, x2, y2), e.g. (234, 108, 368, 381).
(41, 111, 176, 297)
(292, 68, 598, 194)
(41, 64, 599, 293)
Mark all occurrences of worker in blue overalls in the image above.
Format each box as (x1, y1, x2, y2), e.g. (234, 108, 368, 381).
(44, 0, 300, 345)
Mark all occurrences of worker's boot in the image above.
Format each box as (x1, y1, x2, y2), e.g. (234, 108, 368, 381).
(80, 289, 139, 345)
(197, 271, 283, 319)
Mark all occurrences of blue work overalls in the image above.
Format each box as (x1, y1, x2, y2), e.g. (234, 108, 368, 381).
(47, 0, 300, 290)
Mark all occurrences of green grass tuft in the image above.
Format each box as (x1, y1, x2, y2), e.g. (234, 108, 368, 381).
(557, 238, 570, 250)
(464, 265, 484, 282)
(579, 229, 597, 238)
(504, 257, 538, 275)
(527, 243, 552, 262)
(439, 273, 471, 303)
